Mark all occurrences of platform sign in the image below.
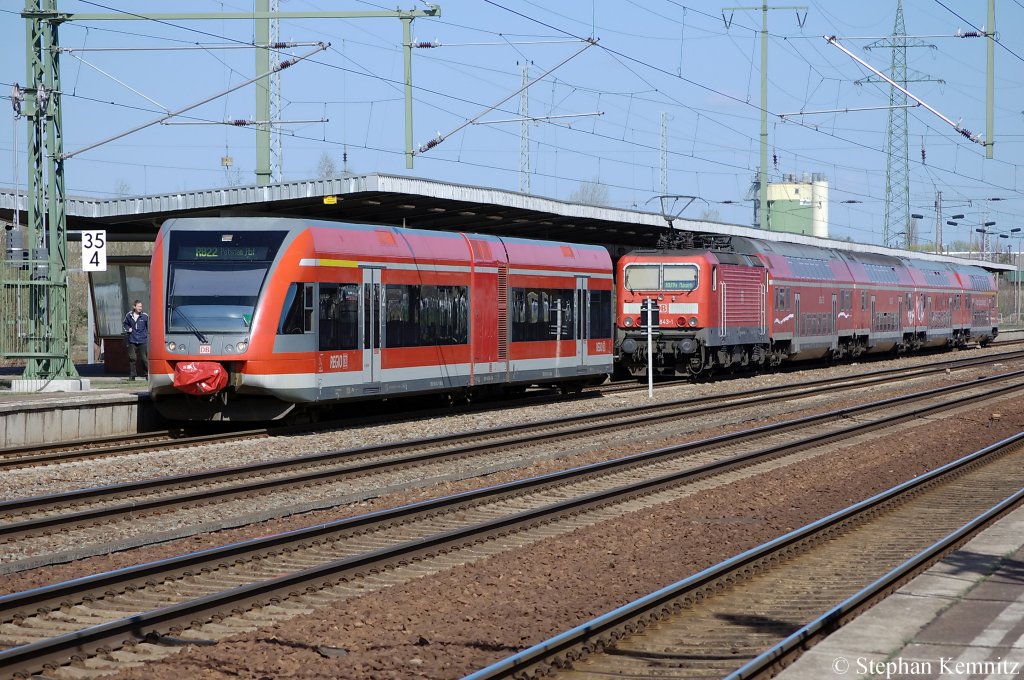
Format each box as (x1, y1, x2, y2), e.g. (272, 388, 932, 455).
(81, 230, 107, 272)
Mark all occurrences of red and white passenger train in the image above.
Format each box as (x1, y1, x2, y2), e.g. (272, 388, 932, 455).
(149, 217, 614, 421)
(615, 236, 999, 378)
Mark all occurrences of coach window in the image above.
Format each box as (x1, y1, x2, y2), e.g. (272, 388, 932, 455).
(278, 283, 313, 335)
(383, 284, 469, 348)
(318, 284, 359, 350)
(588, 289, 612, 339)
(557, 289, 575, 339)
(512, 287, 577, 341)
(663, 265, 699, 291)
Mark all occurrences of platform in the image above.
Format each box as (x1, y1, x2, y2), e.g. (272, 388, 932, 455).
(777, 503, 1024, 680)
(0, 366, 159, 447)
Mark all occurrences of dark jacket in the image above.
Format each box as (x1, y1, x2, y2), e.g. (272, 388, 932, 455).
(123, 311, 150, 345)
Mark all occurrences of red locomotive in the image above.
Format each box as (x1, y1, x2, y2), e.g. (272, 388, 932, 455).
(149, 217, 614, 421)
(615, 236, 998, 377)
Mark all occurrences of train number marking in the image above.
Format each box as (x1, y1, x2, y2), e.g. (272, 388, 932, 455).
(329, 354, 349, 370)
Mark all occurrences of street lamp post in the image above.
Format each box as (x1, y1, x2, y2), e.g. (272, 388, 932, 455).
(993, 227, 1021, 326)
(945, 214, 965, 256)
(1000, 228, 1024, 324)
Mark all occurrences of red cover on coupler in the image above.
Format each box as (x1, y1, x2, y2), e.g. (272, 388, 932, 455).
(173, 361, 229, 395)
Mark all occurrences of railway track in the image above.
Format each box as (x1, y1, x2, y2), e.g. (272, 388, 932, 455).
(466, 434, 1024, 680)
(0, 388, 594, 471)
(3, 347, 1022, 474)
(3, 354, 1023, 555)
(1, 370, 1023, 678)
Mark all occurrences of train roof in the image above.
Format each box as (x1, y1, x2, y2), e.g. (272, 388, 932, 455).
(2, 172, 1012, 274)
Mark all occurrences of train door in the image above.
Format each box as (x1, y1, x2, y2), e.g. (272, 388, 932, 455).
(575, 276, 589, 372)
(831, 293, 837, 337)
(361, 268, 382, 390)
(794, 292, 801, 337)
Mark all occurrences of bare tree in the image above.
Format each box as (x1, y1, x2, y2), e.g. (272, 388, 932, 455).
(317, 152, 338, 179)
(698, 208, 721, 222)
(569, 178, 610, 206)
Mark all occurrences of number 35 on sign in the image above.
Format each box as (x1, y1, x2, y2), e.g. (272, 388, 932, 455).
(81, 230, 107, 272)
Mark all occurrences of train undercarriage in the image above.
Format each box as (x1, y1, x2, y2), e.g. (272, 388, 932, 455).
(615, 328, 993, 379)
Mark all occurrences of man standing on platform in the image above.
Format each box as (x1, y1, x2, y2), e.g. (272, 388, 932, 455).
(122, 299, 149, 381)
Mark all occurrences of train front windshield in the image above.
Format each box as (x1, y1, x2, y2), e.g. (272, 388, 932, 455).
(623, 264, 699, 292)
(166, 230, 287, 333)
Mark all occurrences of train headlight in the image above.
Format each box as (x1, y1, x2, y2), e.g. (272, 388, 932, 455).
(236, 341, 248, 353)
(676, 317, 686, 327)
(177, 344, 187, 353)
(623, 317, 634, 327)
(166, 341, 176, 351)
(224, 344, 234, 353)
(689, 316, 698, 327)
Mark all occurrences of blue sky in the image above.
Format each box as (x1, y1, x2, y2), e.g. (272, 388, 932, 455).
(1, 1, 1022, 249)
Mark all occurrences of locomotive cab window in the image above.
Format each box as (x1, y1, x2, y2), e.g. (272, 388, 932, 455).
(167, 230, 287, 334)
(623, 265, 659, 291)
(662, 265, 699, 291)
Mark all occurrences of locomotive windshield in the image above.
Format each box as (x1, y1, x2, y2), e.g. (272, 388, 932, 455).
(624, 263, 698, 292)
(166, 230, 287, 333)
(663, 265, 698, 291)
(623, 265, 659, 291)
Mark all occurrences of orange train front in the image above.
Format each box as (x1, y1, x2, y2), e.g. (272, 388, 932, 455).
(149, 217, 613, 421)
(614, 237, 998, 378)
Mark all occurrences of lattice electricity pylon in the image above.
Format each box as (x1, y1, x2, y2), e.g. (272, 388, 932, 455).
(862, 0, 942, 249)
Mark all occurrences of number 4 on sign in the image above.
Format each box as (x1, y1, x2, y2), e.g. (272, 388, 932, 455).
(81, 230, 107, 272)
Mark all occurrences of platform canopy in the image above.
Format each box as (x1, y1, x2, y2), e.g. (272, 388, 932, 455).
(0, 173, 1012, 271)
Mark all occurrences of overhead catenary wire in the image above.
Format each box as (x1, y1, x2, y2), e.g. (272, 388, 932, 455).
(60, 42, 330, 160)
(6, 0, 1022, 243)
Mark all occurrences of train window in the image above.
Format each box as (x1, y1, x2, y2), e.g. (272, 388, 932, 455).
(278, 283, 306, 335)
(276, 283, 314, 335)
(511, 287, 577, 342)
(318, 284, 359, 350)
(588, 289, 613, 339)
(167, 230, 286, 334)
(663, 265, 699, 291)
(303, 284, 315, 333)
(382, 284, 469, 348)
(623, 265, 659, 291)
(861, 291, 867, 311)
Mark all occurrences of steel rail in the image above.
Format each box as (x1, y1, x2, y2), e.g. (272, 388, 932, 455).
(463, 431, 1024, 680)
(1, 379, 1023, 677)
(725, 485, 1024, 679)
(2, 360, 1021, 542)
(3, 347, 1020, 472)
